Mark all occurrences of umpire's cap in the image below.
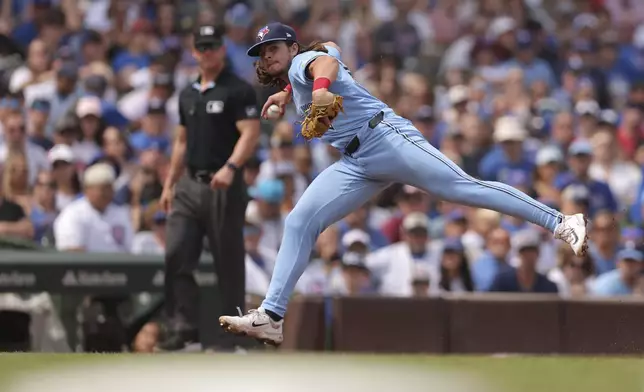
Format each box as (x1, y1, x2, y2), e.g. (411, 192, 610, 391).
(193, 25, 224, 48)
(247, 23, 297, 57)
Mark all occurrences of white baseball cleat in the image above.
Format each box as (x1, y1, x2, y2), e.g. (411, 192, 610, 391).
(554, 213, 588, 256)
(219, 308, 283, 346)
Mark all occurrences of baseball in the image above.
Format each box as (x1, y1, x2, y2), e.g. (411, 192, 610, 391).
(266, 104, 282, 119)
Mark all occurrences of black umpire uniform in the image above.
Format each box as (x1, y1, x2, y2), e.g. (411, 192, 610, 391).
(158, 25, 261, 351)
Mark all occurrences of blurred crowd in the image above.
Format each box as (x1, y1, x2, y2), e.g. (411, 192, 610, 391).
(1, 0, 644, 306)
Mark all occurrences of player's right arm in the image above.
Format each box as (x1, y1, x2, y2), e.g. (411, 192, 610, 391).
(161, 124, 186, 212)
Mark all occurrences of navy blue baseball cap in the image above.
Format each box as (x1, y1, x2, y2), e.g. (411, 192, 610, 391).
(247, 23, 297, 57)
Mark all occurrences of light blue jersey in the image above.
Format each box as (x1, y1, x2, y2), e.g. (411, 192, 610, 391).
(288, 46, 387, 149)
(259, 47, 566, 318)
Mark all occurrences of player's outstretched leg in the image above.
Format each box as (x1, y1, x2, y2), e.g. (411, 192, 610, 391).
(219, 159, 385, 346)
(373, 118, 588, 256)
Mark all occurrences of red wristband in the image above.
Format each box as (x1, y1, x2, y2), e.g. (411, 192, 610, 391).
(284, 84, 292, 93)
(313, 77, 331, 91)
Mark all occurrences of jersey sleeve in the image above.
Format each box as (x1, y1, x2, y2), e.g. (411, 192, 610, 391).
(289, 51, 335, 84)
(233, 84, 261, 121)
(324, 45, 341, 60)
(178, 92, 187, 126)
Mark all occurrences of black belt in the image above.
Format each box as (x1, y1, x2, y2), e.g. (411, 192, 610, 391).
(188, 168, 215, 184)
(345, 111, 384, 155)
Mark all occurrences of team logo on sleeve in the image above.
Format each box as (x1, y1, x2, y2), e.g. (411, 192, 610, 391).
(257, 26, 270, 41)
(245, 106, 258, 117)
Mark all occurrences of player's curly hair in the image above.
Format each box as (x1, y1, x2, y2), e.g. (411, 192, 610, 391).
(255, 41, 328, 88)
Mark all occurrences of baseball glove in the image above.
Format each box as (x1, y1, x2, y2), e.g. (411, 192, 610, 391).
(300, 94, 344, 140)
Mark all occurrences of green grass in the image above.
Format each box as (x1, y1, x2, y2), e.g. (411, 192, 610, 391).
(0, 353, 642, 392)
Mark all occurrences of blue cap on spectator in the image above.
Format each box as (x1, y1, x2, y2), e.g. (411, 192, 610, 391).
(153, 211, 167, 223)
(621, 227, 644, 242)
(572, 39, 595, 53)
(443, 237, 464, 253)
(56, 46, 75, 61)
(568, 138, 593, 156)
(130, 133, 169, 152)
(82, 30, 103, 45)
(249, 179, 285, 204)
(0, 98, 20, 110)
(85, 74, 108, 94)
(225, 3, 253, 28)
(247, 23, 298, 57)
(617, 248, 644, 263)
(516, 30, 532, 49)
(445, 209, 467, 223)
(31, 99, 51, 112)
(33, 0, 52, 6)
(57, 62, 78, 79)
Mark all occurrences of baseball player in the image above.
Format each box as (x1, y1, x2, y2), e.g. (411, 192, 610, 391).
(219, 23, 588, 346)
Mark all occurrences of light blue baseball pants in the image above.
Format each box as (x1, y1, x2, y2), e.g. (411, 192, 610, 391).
(262, 109, 561, 316)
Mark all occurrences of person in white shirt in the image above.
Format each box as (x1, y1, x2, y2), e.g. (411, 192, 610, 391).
(117, 72, 179, 134)
(9, 39, 53, 94)
(589, 129, 641, 209)
(0, 111, 49, 186)
(48, 144, 82, 211)
(296, 225, 343, 295)
(53, 163, 134, 253)
(131, 207, 167, 256)
(367, 212, 442, 297)
(257, 126, 308, 203)
(243, 204, 277, 297)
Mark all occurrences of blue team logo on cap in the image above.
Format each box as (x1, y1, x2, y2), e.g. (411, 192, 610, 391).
(257, 26, 270, 41)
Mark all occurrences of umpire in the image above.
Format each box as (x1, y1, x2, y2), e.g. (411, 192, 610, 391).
(156, 24, 261, 351)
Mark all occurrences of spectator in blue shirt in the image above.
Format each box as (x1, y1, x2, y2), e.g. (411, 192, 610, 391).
(479, 116, 534, 185)
(489, 230, 558, 294)
(554, 138, 617, 217)
(12, 2, 65, 49)
(597, 32, 632, 108)
(472, 227, 513, 291)
(504, 30, 557, 90)
(83, 75, 129, 129)
(223, 3, 256, 84)
(26, 99, 54, 151)
(129, 100, 170, 155)
(591, 248, 644, 297)
(30, 170, 58, 244)
(587, 211, 618, 276)
(111, 19, 152, 87)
